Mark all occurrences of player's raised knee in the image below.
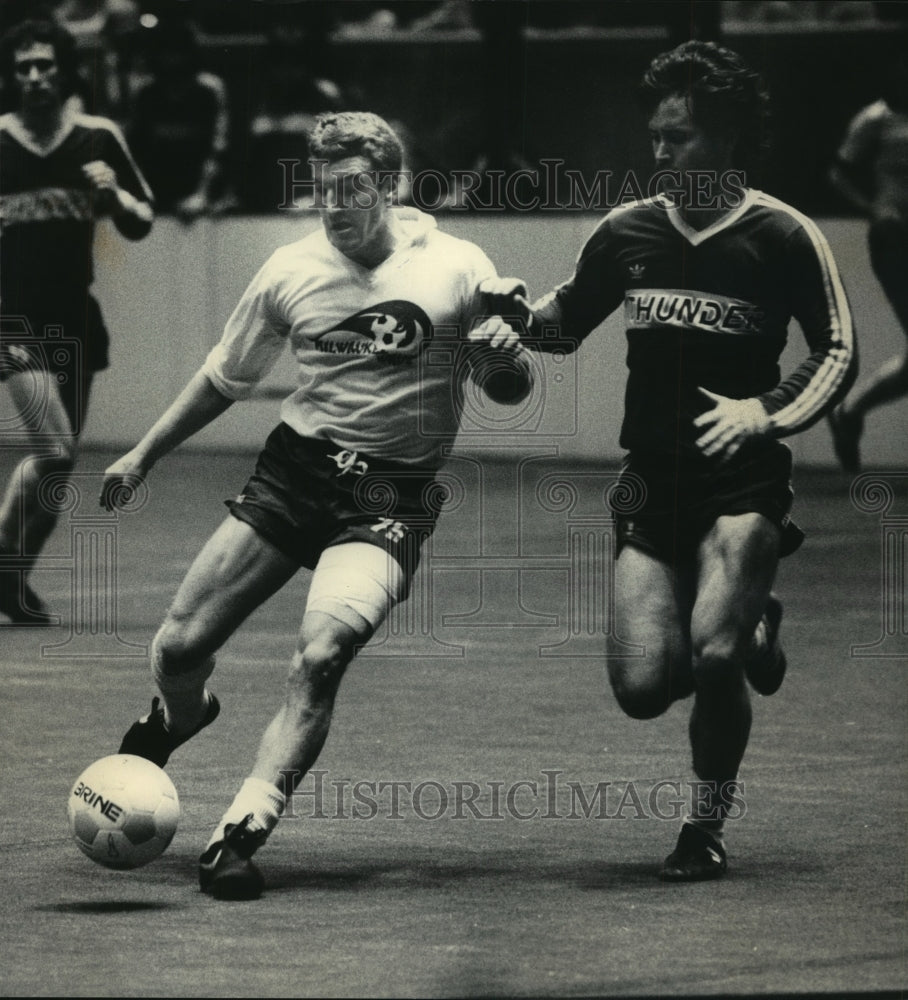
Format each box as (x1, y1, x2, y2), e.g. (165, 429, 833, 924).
(291, 626, 354, 692)
(607, 666, 674, 719)
(691, 636, 746, 689)
(154, 614, 212, 672)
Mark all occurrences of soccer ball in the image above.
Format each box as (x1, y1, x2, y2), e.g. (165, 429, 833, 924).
(67, 755, 180, 870)
(469, 345, 535, 405)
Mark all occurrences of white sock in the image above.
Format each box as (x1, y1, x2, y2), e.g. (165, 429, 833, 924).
(206, 778, 286, 850)
(749, 617, 768, 660)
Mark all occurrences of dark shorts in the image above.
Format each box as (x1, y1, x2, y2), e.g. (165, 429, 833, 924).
(0, 295, 109, 433)
(611, 445, 804, 564)
(226, 423, 442, 583)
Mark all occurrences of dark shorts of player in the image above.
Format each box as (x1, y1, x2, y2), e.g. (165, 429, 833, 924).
(225, 423, 442, 589)
(0, 292, 109, 434)
(611, 444, 804, 565)
(867, 215, 908, 339)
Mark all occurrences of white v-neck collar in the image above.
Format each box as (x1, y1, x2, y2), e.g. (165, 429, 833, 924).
(663, 189, 758, 246)
(3, 108, 78, 158)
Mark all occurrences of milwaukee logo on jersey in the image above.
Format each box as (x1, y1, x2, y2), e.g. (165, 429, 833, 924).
(625, 289, 765, 335)
(0, 188, 93, 225)
(315, 300, 430, 359)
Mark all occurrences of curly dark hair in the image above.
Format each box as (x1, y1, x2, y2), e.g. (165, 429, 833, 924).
(639, 41, 771, 176)
(308, 112, 404, 175)
(0, 18, 79, 101)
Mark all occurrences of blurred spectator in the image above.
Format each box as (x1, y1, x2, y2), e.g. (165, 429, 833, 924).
(126, 18, 233, 221)
(239, 11, 348, 213)
(724, 0, 879, 24)
(406, 1, 474, 33)
(436, 1, 534, 208)
(53, 0, 140, 116)
(815, 1, 879, 22)
(333, 3, 453, 37)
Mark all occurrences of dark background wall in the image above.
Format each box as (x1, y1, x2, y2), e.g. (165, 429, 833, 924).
(189, 19, 908, 217)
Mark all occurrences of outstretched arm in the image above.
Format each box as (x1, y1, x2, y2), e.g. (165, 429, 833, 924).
(100, 371, 234, 509)
(476, 273, 612, 356)
(476, 211, 624, 355)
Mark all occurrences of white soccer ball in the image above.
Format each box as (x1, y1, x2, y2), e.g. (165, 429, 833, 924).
(67, 754, 180, 870)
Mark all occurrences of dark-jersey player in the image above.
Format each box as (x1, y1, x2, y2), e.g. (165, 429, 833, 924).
(492, 41, 856, 880)
(0, 18, 153, 623)
(827, 53, 908, 471)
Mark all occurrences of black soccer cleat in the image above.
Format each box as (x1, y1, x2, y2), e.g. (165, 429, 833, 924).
(660, 823, 728, 882)
(827, 407, 862, 474)
(118, 693, 220, 768)
(199, 814, 268, 901)
(744, 594, 787, 697)
(0, 574, 56, 626)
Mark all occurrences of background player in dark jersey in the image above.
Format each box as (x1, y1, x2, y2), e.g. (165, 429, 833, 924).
(100, 112, 531, 900)
(490, 41, 856, 881)
(0, 18, 153, 624)
(827, 52, 908, 472)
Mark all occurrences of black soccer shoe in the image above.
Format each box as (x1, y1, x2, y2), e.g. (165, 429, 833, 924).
(199, 815, 267, 901)
(0, 573, 56, 626)
(827, 407, 862, 474)
(744, 594, 787, 697)
(118, 693, 220, 768)
(660, 823, 728, 882)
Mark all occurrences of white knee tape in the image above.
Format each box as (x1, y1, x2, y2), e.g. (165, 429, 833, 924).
(305, 542, 406, 631)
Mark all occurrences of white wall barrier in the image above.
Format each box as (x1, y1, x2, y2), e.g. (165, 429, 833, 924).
(4, 214, 906, 467)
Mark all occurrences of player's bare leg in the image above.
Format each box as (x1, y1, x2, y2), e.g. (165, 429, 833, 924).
(118, 516, 299, 764)
(661, 512, 780, 881)
(845, 351, 908, 416)
(197, 610, 369, 900)
(830, 217, 908, 472)
(830, 350, 908, 471)
(607, 545, 694, 719)
(200, 542, 403, 899)
(251, 609, 369, 786)
(0, 371, 85, 623)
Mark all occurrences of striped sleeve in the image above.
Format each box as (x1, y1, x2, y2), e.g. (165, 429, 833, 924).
(80, 114, 154, 205)
(527, 210, 627, 354)
(756, 198, 857, 435)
